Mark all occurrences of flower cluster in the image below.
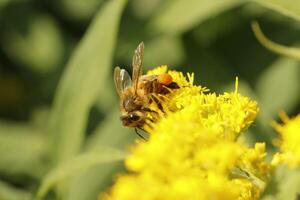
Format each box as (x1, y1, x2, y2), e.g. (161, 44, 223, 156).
(272, 113, 300, 168)
(103, 66, 271, 200)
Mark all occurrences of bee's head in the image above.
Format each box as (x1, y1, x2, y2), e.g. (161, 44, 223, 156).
(121, 111, 145, 127)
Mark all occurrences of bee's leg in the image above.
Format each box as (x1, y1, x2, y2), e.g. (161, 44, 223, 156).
(135, 128, 147, 141)
(160, 82, 180, 94)
(138, 126, 148, 133)
(151, 94, 164, 112)
(162, 82, 180, 94)
(146, 117, 155, 122)
(142, 107, 158, 114)
(157, 93, 170, 102)
(144, 120, 154, 130)
(148, 94, 164, 113)
(142, 107, 159, 125)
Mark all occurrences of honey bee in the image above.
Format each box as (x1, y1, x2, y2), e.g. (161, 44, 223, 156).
(114, 42, 178, 129)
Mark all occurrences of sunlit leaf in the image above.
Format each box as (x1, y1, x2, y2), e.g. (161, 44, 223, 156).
(85, 108, 134, 150)
(116, 35, 184, 69)
(262, 166, 300, 200)
(252, 0, 300, 22)
(0, 121, 47, 178)
(0, 0, 10, 9)
(191, 8, 241, 47)
(149, 0, 241, 34)
(143, 36, 184, 68)
(58, 0, 104, 21)
(48, 0, 127, 164)
(65, 108, 135, 200)
(130, 0, 163, 19)
(0, 181, 32, 200)
(35, 148, 126, 200)
(256, 57, 300, 124)
(2, 14, 64, 73)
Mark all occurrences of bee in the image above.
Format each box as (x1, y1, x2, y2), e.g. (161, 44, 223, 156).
(114, 42, 179, 130)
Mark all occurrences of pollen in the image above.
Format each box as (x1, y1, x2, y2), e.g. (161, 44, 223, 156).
(157, 73, 173, 85)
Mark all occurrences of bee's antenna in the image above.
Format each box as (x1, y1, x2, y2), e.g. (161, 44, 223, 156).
(135, 128, 147, 141)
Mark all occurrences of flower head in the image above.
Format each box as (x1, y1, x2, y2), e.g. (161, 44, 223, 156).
(103, 66, 270, 200)
(272, 113, 300, 167)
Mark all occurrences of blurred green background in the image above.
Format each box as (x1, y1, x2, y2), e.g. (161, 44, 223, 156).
(0, 0, 299, 199)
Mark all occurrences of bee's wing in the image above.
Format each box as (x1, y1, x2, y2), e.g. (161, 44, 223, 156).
(132, 42, 144, 93)
(114, 66, 132, 97)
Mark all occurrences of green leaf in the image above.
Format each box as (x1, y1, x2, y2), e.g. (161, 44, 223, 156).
(65, 108, 135, 200)
(2, 14, 64, 73)
(251, 21, 300, 60)
(48, 0, 127, 164)
(58, 0, 104, 21)
(0, 121, 47, 178)
(255, 57, 300, 124)
(143, 36, 184, 67)
(131, 0, 163, 19)
(191, 8, 242, 47)
(0, 0, 10, 9)
(149, 0, 242, 34)
(0, 181, 32, 200)
(116, 35, 184, 71)
(85, 108, 134, 150)
(35, 147, 126, 200)
(252, 0, 300, 22)
(262, 166, 300, 200)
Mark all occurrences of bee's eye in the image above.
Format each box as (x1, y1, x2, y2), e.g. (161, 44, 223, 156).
(129, 113, 140, 121)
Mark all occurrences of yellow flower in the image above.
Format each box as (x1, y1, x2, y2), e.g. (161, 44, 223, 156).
(238, 143, 270, 182)
(146, 66, 258, 141)
(103, 66, 270, 200)
(272, 113, 300, 167)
